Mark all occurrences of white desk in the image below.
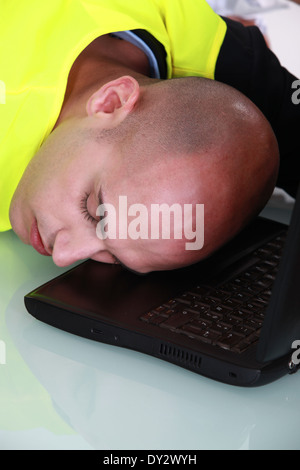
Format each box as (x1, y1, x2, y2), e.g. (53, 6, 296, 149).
(1, 207, 300, 451)
(1, 1, 300, 450)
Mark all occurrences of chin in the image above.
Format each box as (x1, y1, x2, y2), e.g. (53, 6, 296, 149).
(9, 205, 29, 244)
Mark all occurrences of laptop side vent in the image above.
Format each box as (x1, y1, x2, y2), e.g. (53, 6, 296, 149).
(159, 343, 202, 369)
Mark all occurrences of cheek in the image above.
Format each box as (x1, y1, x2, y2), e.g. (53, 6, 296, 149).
(16, 157, 59, 216)
(112, 240, 154, 273)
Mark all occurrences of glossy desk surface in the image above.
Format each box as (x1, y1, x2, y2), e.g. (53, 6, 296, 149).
(1, 2, 300, 451)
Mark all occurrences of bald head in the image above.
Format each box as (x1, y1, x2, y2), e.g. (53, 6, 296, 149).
(11, 75, 278, 272)
(97, 76, 279, 269)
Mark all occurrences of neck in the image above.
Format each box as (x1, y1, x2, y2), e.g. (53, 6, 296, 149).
(54, 34, 155, 128)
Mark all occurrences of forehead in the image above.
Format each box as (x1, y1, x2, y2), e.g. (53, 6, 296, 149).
(107, 156, 200, 207)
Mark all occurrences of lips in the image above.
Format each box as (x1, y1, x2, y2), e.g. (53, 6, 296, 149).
(30, 219, 51, 256)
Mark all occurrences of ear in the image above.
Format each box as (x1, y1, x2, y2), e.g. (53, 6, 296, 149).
(86, 76, 140, 126)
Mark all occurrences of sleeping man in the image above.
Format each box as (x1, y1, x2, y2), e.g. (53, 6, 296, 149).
(2, 1, 299, 273)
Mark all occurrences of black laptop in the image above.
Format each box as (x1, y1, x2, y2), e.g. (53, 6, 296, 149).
(24, 186, 300, 387)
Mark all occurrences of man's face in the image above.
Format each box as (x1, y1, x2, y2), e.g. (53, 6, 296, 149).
(9, 120, 197, 273)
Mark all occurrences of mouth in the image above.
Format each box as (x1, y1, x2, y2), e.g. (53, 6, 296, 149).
(30, 219, 51, 256)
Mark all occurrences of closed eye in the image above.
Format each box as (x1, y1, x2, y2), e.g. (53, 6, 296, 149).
(80, 192, 98, 224)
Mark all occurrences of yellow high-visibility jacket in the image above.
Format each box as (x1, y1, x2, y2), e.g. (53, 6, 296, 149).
(0, 0, 226, 230)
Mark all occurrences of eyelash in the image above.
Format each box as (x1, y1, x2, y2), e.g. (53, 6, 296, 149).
(80, 193, 98, 224)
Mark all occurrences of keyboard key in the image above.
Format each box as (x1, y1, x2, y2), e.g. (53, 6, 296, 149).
(148, 315, 167, 326)
(226, 314, 243, 326)
(181, 322, 204, 335)
(181, 324, 221, 344)
(184, 318, 212, 330)
(231, 340, 253, 353)
(222, 298, 243, 309)
(190, 302, 209, 314)
(159, 311, 194, 330)
(200, 296, 219, 307)
(259, 289, 272, 300)
(232, 291, 250, 302)
(210, 321, 232, 335)
(211, 304, 233, 316)
(245, 318, 263, 330)
(254, 262, 270, 273)
(244, 284, 263, 296)
(140, 311, 159, 323)
(199, 310, 223, 322)
(232, 277, 248, 287)
(232, 324, 255, 337)
(264, 273, 277, 282)
(152, 305, 169, 315)
(216, 332, 242, 350)
(255, 279, 272, 289)
(198, 330, 222, 344)
(255, 247, 273, 258)
(242, 270, 260, 281)
(163, 299, 179, 309)
(231, 308, 250, 321)
(154, 307, 175, 318)
(244, 301, 266, 313)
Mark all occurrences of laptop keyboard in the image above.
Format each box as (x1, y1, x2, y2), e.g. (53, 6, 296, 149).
(140, 230, 286, 354)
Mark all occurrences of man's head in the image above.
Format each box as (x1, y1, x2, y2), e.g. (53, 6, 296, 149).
(9, 76, 279, 273)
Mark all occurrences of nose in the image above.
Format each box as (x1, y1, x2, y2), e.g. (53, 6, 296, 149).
(51, 229, 109, 267)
